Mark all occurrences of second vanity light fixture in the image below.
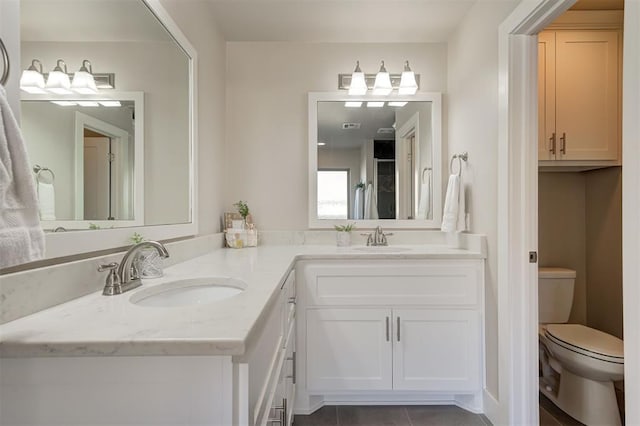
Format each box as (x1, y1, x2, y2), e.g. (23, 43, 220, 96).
(20, 59, 112, 95)
(341, 60, 419, 96)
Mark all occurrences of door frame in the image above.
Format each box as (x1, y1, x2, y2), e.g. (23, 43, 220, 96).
(498, 1, 639, 425)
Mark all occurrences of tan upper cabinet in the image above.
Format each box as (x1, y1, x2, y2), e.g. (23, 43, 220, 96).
(539, 29, 621, 166)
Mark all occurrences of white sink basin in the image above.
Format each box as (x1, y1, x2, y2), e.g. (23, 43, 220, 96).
(351, 246, 411, 253)
(130, 277, 246, 308)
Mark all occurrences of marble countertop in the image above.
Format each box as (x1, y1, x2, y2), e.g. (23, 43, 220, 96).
(0, 244, 485, 358)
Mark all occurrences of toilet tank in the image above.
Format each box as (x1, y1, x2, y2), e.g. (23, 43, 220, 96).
(538, 267, 576, 323)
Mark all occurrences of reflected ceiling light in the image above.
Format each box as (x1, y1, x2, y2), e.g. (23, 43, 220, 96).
(367, 101, 385, 108)
(344, 101, 362, 107)
(398, 61, 418, 95)
(99, 101, 121, 107)
(71, 60, 98, 94)
(318, 142, 326, 146)
(50, 101, 77, 106)
(20, 59, 46, 94)
(348, 61, 368, 96)
(45, 59, 72, 94)
(372, 61, 392, 95)
(388, 101, 408, 107)
(77, 101, 100, 107)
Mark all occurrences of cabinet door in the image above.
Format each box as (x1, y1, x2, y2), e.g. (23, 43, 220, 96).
(306, 308, 392, 391)
(555, 31, 619, 161)
(392, 309, 480, 392)
(538, 31, 557, 160)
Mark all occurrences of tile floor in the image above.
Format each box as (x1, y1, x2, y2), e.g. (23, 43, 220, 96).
(293, 405, 491, 426)
(293, 402, 589, 426)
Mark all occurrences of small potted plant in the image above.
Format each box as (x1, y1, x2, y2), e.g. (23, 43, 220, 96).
(128, 232, 164, 278)
(334, 223, 355, 247)
(233, 200, 250, 229)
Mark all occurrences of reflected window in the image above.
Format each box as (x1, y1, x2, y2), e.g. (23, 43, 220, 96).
(317, 169, 349, 219)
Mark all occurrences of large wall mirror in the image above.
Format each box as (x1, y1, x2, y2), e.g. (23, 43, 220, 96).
(308, 92, 442, 229)
(18, 0, 196, 260)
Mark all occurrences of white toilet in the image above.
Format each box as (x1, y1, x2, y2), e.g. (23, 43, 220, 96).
(538, 267, 624, 426)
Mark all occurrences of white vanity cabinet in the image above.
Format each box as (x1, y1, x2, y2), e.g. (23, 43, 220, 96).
(296, 259, 485, 413)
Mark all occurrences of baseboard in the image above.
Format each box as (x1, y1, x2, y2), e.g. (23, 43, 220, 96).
(483, 389, 501, 425)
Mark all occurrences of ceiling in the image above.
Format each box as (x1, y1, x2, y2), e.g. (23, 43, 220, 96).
(207, 0, 482, 43)
(21, 0, 172, 42)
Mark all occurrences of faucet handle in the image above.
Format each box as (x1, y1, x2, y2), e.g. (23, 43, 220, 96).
(98, 263, 122, 296)
(360, 233, 374, 246)
(98, 262, 118, 272)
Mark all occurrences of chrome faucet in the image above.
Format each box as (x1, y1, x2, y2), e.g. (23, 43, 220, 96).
(362, 226, 393, 246)
(98, 241, 169, 296)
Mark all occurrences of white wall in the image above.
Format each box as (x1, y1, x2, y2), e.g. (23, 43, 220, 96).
(225, 42, 447, 229)
(159, 0, 227, 235)
(21, 41, 190, 226)
(447, 0, 521, 401)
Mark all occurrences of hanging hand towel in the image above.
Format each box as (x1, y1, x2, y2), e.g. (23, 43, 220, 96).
(364, 183, 379, 220)
(417, 169, 431, 219)
(37, 181, 56, 221)
(353, 187, 364, 220)
(440, 174, 466, 233)
(0, 86, 45, 268)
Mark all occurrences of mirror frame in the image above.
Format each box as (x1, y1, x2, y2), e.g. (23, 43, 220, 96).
(22, 91, 145, 230)
(33, 0, 198, 259)
(308, 92, 442, 229)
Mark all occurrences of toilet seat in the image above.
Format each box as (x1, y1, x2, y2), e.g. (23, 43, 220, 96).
(545, 324, 624, 364)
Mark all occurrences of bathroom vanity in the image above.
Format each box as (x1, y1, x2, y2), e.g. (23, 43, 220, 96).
(0, 241, 486, 425)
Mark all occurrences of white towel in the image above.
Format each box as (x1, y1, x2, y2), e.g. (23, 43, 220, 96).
(417, 170, 431, 219)
(440, 174, 466, 233)
(0, 86, 45, 268)
(37, 182, 56, 221)
(364, 183, 379, 220)
(353, 187, 364, 220)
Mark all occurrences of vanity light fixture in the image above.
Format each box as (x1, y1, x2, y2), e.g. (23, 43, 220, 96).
(398, 61, 418, 95)
(99, 101, 122, 107)
(45, 59, 72, 94)
(19, 59, 46, 94)
(50, 101, 77, 106)
(344, 101, 363, 107)
(348, 61, 368, 96)
(372, 61, 392, 95)
(71, 60, 98, 94)
(388, 101, 408, 107)
(367, 101, 385, 108)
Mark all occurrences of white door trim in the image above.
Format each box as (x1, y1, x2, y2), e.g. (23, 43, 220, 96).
(497, 1, 576, 425)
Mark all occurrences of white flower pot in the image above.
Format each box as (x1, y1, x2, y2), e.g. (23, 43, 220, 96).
(336, 231, 351, 247)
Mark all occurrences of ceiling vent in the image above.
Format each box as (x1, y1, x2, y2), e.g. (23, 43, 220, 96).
(377, 127, 395, 134)
(342, 122, 361, 130)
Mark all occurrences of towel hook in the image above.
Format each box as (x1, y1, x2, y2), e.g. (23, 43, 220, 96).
(0, 37, 9, 86)
(449, 152, 468, 177)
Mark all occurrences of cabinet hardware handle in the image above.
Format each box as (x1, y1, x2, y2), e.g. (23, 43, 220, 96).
(549, 132, 556, 154)
(397, 317, 401, 342)
(286, 352, 296, 384)
(386, 316, 390, 342)
(560, 132, 566, 155)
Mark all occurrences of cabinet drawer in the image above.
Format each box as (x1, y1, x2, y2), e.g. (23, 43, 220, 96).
(303, 260, 482, 307)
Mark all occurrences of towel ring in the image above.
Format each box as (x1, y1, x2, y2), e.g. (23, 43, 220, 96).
(33, 165, 55, 183)
(0, 37, 9, 86)
(449, 152, 468, 177)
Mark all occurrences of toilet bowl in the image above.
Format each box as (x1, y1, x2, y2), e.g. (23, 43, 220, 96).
(538, 268, 624, 426)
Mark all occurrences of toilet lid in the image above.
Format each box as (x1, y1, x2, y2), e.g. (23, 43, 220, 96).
(545, 324, 624, 361)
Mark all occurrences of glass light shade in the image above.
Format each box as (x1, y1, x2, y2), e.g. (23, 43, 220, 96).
(399, 71, 418, 95)
(20, 69, 46, 94)
(46, 70, 72, 94)
(71, 71, 98, 94)
(372, 61, 392, 95)
(348, 61, 368, 95)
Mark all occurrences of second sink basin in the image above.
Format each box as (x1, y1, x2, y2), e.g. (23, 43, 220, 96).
(130, 277, 246, 308)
